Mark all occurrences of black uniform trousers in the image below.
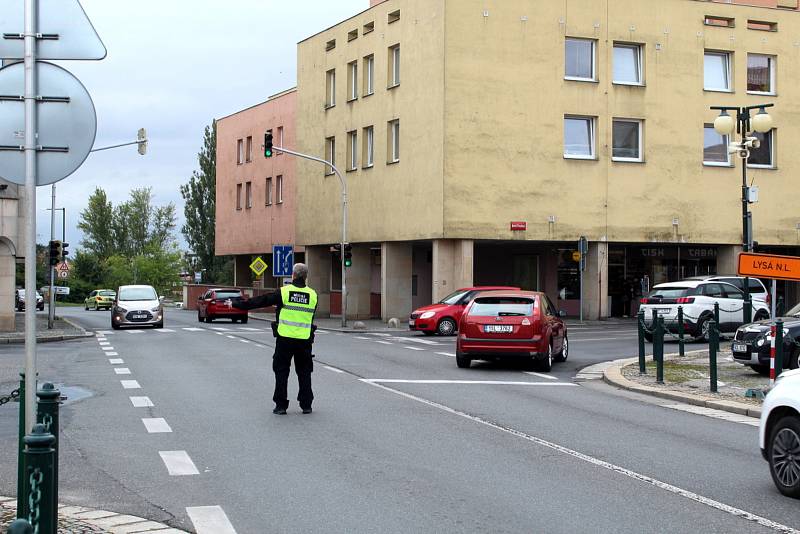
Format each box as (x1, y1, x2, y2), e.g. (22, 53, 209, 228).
(273, 336, 314, 410)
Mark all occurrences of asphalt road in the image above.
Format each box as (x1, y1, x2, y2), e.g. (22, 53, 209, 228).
(0, 307, 796, 534)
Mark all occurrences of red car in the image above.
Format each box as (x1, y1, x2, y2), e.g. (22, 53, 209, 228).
(456, 291, 568, 372)
(197, 288, 249, 324)
(409, 286, 519, 336)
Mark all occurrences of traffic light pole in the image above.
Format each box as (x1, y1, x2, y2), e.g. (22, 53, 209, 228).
(48, 184, 56, 329)
(273, 146, 348, 327)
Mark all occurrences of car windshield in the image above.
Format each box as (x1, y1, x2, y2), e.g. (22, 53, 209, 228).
(647, 287, 691, 299)
(215, 291, 241, 299)
(99, 291, 115, 297)
(469, 297, 535, 317)
(118, 287, 157, 301)
(439, 290, 470, 305)
(787, 303, 800, 317)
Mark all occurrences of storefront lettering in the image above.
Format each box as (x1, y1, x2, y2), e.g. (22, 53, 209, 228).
(641, 248, 664, 257)
(687, 248, 717, 258)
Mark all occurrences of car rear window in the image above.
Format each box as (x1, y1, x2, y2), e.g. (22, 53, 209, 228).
(214, 291, 241, 299)
(647, 287, 694, 299)
(99, 291, 115, 297)
(468, 297, 535, 317)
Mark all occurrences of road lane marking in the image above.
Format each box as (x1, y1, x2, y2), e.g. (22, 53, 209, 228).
(360, 381, 795, 534)
(361, 379, 577, 386)
(98, 341, 110, 346)
(159, 451, 199, 476)
(237, 327, 260, 331)
(97, 337, 107, 342)
(403, 346, 425, 351)
(240, 339, 250, 343)
(226, 335, 236, 339)
(109, 358, 124, 364)
(523, 371, 558, 381)
(355, 336, 370, 340)
(126, 330, 145, 334)
(101, 347, 114, 351)
(114, 368, 131, 375)
(106, 352, 118, 356)
(182, 327, 205, 332)
(397, 337, 441, 346)
(367, 333, 392, 337)
(662, 404, 759, 427)
(186, 506, 237, 534)
(211, 327, 231, 331)
(120, 380, 141, 389)
(323, 366, 344, 374)
(216, 332, 225, 336)
(153, 328, 175, 333)
(130, 396, 154, 408)
(142, 418, 173, 433)
(436, 352, 455, 358)
(96, 330, 113, 335)
(374, 341, 393, 345)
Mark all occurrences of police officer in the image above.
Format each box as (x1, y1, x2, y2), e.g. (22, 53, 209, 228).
(228, 263, 317, 415)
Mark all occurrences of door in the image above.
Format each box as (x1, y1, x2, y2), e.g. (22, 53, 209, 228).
(720, 284, 747, 331)
(702, 283, 733, 330)
(540, 295, 561, 353)
(512, 255, 539, 291)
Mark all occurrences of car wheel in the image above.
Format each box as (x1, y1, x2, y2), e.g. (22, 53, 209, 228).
(697, 315, 712, 343)
(205, 315, 213, 323)
(241, 316, 248, 324)
(422, 331, 435, 336)
(456, 352, 471, 369)
(768, 416, 800, 499)
(437, 318, 456, 336)
(111, 320, 120, 330)
(754, 310, 769, 322)
(749, 364, 770, 376)
(84, 302, 89, 311)
(154, 321, 163, 329)
(538, 341, 553, 372)
(554, 335, 568, 362)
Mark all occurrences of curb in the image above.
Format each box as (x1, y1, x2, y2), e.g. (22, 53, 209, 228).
(602, 356, 762, 419)
(0, 315, 93, 344)
(0, 496, 188, 533)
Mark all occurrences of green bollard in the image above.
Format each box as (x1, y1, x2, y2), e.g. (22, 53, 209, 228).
(16, 373, 26, 520)
(709, 320, 718, 393)
(714, 302, 720, 326)
(651, 309, 658, 361)
(677, 306, 685, 358)
(638, 310, 646, 374)
(744, 295, 752, 324)
(656, 317, 664, 384)
(37, 383, 60, 518)
(23, 424, 56, 534)
(776, 319, 784, 375)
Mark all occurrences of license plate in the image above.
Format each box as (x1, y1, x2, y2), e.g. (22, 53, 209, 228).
(657, 308, 671, 316)
(485, 325, 513, 333)
(408, 320, 415, 327)
(733, 343, 748, 353)
(132, 314, 148, 319)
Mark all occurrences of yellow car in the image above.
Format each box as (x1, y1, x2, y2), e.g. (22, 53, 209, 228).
(85, 289, 116, 311)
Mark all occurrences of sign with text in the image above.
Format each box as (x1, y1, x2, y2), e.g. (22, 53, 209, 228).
(510, 221, 527, 231)
(737, 252, 800, 282)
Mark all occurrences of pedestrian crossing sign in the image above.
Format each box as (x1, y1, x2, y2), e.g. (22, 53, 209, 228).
(249, 257, 268, 277)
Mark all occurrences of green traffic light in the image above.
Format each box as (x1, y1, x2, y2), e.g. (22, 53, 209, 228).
(344, 259, 352, 268)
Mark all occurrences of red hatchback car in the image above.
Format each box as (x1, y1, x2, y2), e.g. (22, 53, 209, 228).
(197, 288, 249, 324)
(456, 291, 568, 372)
(409, 286, 519, 336)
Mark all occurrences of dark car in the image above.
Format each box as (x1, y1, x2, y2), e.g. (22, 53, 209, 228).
(732, 302, 800, 375)
(456, 291, 567, 371)
(197, 288, 249, 324)
(15, 289, 44, 311)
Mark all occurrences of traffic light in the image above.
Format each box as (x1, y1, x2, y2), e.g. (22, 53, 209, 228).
(137, 128, 147, 155)
(48, 240, 62, 266)
(344, 244, 352, 268)
(61, 242, 69, 260)
(264, 130, 273, 158)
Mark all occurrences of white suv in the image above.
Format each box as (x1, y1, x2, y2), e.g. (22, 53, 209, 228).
(685, 275, 770, 308)
(639, 280, 769, 341)
(760, 369, 800, 498)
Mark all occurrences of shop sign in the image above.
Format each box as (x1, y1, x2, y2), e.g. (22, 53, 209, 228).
(738, 252, 800, 282)
(510, 221, 527, 231)
(685, 247, 717, 258)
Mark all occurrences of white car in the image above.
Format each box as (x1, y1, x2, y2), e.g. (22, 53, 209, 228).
(112, 285, 164, 329)
(685, 275, 770, 308)
(760, 369, 800, 498)
(639, 280, 769, 342)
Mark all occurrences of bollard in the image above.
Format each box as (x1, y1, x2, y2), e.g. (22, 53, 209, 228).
(714, 302, 720, 326)
(23, 424, 56, 534)
(677, 306, 685, 358)
(709, 320, 718, 393)
(37, 383, 60, 518)
(655, 317, 664, 384)
(651, 309, 658, 362)
(637, 310, 646, 374)
(16, 373, 26, 520)
(6, 519, 33, 534)
(744, 295, 752, 325)
(775, 319, 784, 376)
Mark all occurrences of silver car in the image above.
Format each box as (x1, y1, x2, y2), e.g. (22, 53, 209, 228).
(112, 285, 164, 329)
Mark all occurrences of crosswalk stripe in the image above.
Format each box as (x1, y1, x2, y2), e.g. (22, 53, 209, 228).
(403, 346, 425, 351)
(211, 327, 231, 331)
(182, 327, 205, 332)
(130, 396, 153, 408)
(120, 380, 141, 389)
(153, 328, 175, 333)
(126, 330, 145, 334)
(159, 451, 199, 476)
(113, 368, 131, 375)
(436, 352, 455, 358)
(143, 418, 172, 433)
(109, 358, 124, 364)
(186, 506, 237, 534)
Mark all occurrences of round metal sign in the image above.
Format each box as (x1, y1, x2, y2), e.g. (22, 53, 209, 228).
(0, 61, 97, 185)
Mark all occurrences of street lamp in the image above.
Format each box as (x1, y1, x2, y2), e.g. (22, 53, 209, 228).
(711, 103, 774, 323)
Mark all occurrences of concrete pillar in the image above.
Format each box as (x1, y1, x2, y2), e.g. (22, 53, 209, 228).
(233, 256, 252, 287)
(432, 239, 474, 302)
(305, 245, 331, 317)
(346, 246, 372, 320)
(0, 241, 14, 331)
(583, 241, 609, 320)
(382, 242, 413, 321)
(716, 245, 742, 275)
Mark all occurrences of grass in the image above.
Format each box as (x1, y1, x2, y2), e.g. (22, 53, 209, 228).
(636, 361, 709, 384)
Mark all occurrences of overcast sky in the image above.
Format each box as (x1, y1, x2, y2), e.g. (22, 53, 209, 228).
(32, 0, 367, 250)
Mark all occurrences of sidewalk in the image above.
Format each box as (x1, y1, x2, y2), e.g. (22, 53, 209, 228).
(0, 496, 186, 533)
(0, 313, 92, 344)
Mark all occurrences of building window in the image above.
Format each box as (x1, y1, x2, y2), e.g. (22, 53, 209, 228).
(565, 38, 596, 81)
(388, 9, 400, 24)
(236, 183, 242, 210)
(347, 130, 358, 171)
(613, 43, 643, 85)
(326, 39, 336, 51)
(704, 15, 735, 28)
(563, 116, 595, 159)
(363, 125, 374, 168)
(325, 69, 336, 108)
(245, 136, 252, 163)
(388, 119, 400, 163)
(703, 124, 730, 166)
(363, 21, 374, 35)
(276, 126, 284, 155)
(277, 175, 283, 203)
(388, 45, 400, 88)
(347, 61, 358, 101)
(348, 29, 358, 42)
(363, 54, 375, 96)
(325, 136, 335, 175)
(747, 54, 775, 95)
(747, 130, 774, 168)
(612, 119, 643, 162)
(704, 51, 732, 92)
(237, 139, 243, 165)
(266, 177, 273, 205)
(245, 181, 252, 208)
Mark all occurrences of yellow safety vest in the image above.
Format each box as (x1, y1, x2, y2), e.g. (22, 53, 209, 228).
(277, 284, 318, 340)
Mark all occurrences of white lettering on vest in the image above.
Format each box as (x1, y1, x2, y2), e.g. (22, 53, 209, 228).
(288, 291, 310, 305)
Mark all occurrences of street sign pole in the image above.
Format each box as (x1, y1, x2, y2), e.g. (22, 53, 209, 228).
(23, 0, 38, 432)
(48, 183, 56, 329)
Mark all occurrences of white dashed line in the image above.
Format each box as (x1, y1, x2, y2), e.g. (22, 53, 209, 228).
(523, 371, 559, 381)
(367, 333, 391, 337)
(101, 347, 114, 351)
(237, 327, 261, 332)
(126, 330, 145, 334)
(159, 451, 199, 476)
(120, 380, 141, 389)
(398, 337, 441, 346)
(361, 379, 578, 386)
(354, 336, 370, 340)
(436, 352, 455, 358)
(403, 346, 425, 351)
(211, 327, 231, 331)
(98, 341, 111, 346)
(226, 335, 237, 339)
(374, 340, 393, 345)
(96, 330, 113, 335)
(323, 366, 345, 373)
(130, 396, 154, 408)
(106, 352, 118, 356)
(142, 418, 173, 433)
(153, 328, 175, 333)
(216, 332, 225, 336)
(182, 327, 205, 332)
(186, 506, 237, 534)
(114, 368, 131, 375)
(109, 358, 124, 364)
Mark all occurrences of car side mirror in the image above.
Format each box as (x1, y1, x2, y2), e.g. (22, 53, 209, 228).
(159, 296, 165, 302)
(558, 310, 567, 318)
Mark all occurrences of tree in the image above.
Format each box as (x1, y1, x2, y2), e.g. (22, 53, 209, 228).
(181, 121, 232, 284)
(77, 188, 115, 259)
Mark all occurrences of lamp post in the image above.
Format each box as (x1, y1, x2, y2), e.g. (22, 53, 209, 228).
(711, 103, 774, 323)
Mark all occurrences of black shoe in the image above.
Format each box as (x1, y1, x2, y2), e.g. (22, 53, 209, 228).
(301, 407, 312, 414)
(273, 407, 287, 415)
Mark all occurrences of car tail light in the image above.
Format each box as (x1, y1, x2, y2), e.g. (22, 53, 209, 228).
(766, 293, 771, 305)
(640, 298, 649, 304)
(676, 297, 695, 304)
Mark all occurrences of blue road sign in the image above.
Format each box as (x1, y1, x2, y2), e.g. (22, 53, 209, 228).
(273, 245, 294, 277)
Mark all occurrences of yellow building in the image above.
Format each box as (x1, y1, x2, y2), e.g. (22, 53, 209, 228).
(294, 0, 800, 320)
